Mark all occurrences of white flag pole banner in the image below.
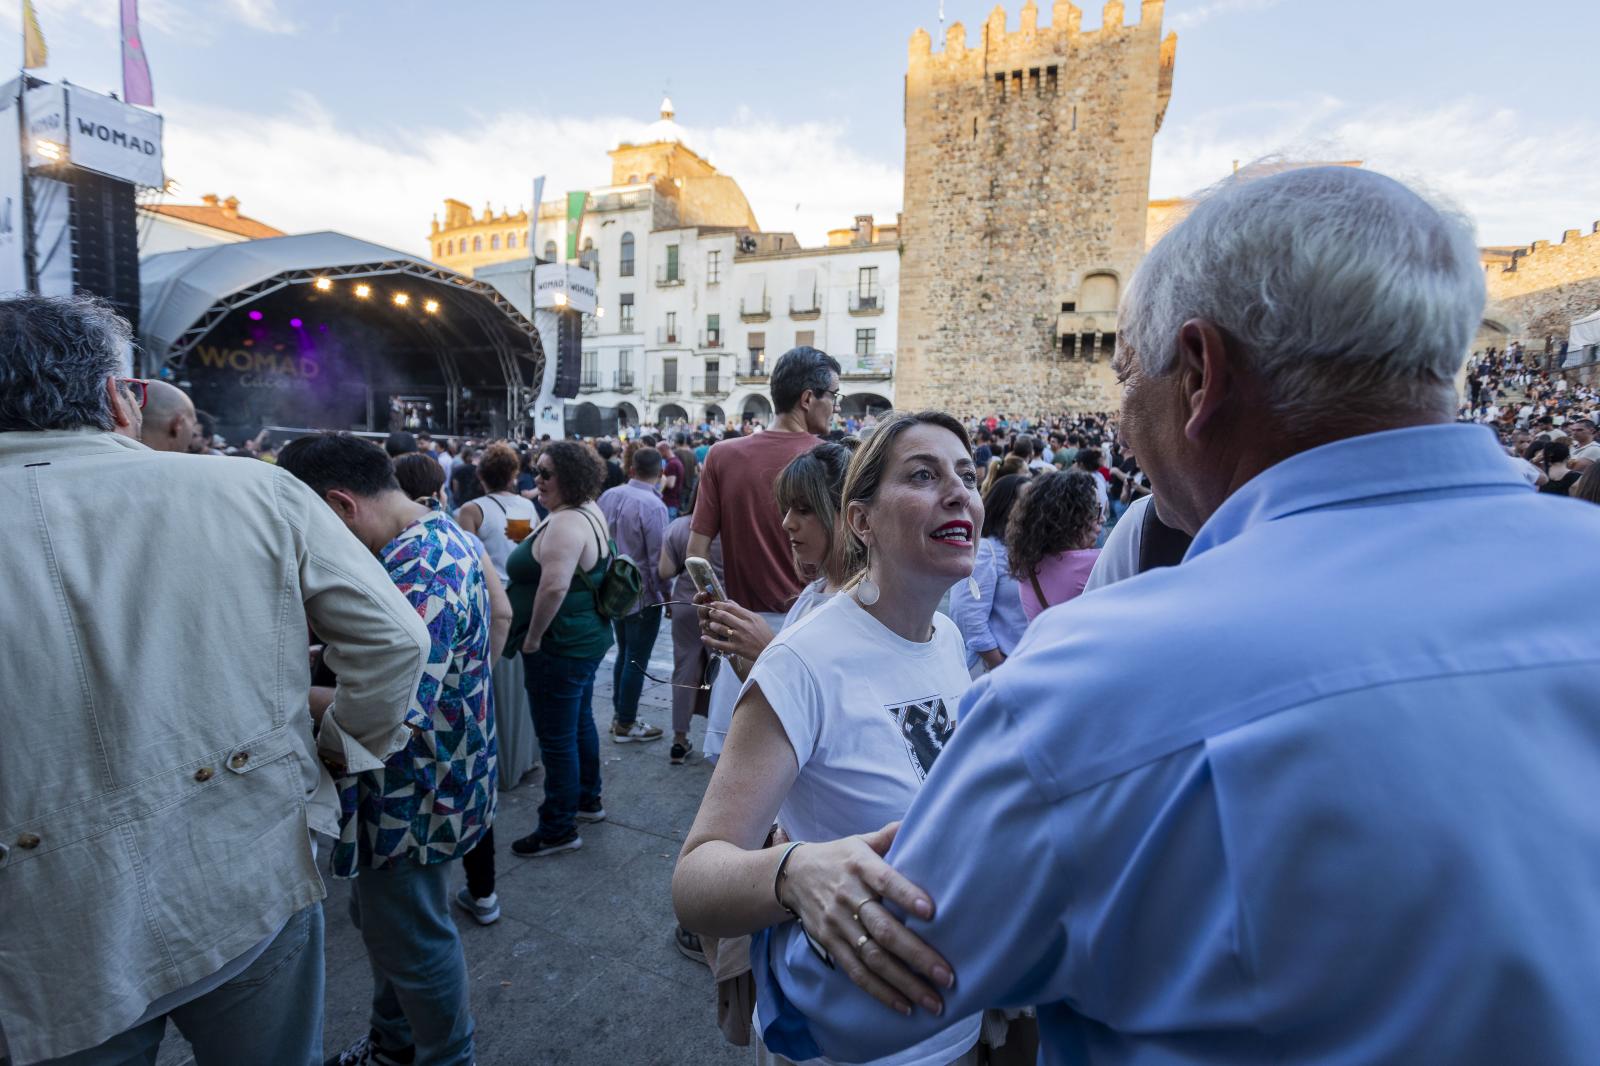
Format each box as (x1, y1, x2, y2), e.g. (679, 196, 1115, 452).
(0, 90, 26, 294)
(65, 85, 163, 187)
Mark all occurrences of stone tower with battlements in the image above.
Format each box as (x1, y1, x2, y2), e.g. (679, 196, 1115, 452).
(895, 0, 1176, 414)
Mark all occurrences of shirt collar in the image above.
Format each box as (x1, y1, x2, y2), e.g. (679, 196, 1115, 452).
(628, 478, 660, 494)
(0, 428, 148, 463)
(1187, 423, 1528, 561)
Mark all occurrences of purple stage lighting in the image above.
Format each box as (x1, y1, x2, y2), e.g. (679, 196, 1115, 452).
(248, 310, 263, 321)
(290, 317, 303, 328)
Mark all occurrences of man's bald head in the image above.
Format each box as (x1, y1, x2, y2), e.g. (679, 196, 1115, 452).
(140, 380, 199, 453)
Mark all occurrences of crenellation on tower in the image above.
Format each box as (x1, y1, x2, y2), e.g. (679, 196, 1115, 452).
(896, 1, 1176, 414)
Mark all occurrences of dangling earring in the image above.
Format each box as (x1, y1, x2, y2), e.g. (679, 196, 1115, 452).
(856, 544, 880, 606)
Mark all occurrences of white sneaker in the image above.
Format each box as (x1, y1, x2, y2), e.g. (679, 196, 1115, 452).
(452, 888, 500, 925)
(611, 720, 664, 743)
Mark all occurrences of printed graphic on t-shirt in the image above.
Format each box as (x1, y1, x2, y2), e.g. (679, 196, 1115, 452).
(886, 696, 954, 780)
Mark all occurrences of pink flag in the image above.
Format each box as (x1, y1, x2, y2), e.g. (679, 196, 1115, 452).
(121, 0, 154, 107)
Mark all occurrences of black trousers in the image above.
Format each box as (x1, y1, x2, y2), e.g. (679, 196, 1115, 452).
(462, 827, 495, 899)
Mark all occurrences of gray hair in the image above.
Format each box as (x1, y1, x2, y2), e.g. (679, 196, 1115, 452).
(1120, 166, 1485, 420)
(0, 294, 131, 432)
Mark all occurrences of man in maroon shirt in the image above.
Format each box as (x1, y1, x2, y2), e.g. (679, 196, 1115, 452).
(688, 347, 840, 762)
(658, 440, 685, 519)
(687, 346, 840, 614)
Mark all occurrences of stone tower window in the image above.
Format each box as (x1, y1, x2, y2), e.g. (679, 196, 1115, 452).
(446, 239, 454, 255)
(1080, 273, 1119, 312)
(620, 232, 635, 276)
(473, 236, 482, 252)
(491, 234, 500, 250)
(1046, 66, 1058, 93)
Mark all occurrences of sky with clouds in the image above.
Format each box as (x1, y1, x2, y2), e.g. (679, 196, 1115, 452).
(15, 0, 1598, 254)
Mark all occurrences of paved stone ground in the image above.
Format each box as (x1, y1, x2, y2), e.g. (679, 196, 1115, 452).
(157, 631, 747, 1066)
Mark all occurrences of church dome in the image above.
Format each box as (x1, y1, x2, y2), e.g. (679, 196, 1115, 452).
(627, 96, 686, 147)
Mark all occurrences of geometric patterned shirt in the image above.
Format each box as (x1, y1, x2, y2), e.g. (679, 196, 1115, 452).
(331, 510, 498, 878)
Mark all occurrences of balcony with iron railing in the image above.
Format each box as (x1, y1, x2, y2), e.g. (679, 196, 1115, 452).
(736, 356, 770, 383)
(656, 265, 685, 287)
(848, 287, 885, 315)
(652, 374, 683, 395)
(699, 329, 724, 349)
(615, 370, 636, 391)
(656, 326, 681, 346)
(841, 351, 894, 379)
(579, 370, 601, 392)
(740, 295, 771, 322)
(789, 292, 821, 319)
(691, 375, 727, 396)
(581, 314, 600, 337)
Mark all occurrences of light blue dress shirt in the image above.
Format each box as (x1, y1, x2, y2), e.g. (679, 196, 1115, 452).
(949, 537, 1028, 661)
(754, 423, 1600, 1065)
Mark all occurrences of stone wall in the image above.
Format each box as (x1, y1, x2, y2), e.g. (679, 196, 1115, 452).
(894, 0, 1174, 416)
(1483, 222, 1600, 345)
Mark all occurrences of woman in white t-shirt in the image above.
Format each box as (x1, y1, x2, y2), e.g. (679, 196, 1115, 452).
(674, 413, 986, 1066)
(455, 442, 537, 577)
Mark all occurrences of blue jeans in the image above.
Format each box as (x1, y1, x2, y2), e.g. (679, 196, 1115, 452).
(33, 904, 324, 1066)
(349, 858, 474, 1066)
(611, 604, 663, 727)
(524, 649, 604, 840)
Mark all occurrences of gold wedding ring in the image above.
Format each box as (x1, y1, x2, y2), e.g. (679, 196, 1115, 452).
(852, 896, 877, 923)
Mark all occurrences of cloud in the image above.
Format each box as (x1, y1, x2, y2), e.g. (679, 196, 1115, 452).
(222, 0, 296, 34)
(158, 97, 901, 254)
(1152, 95, 1600, 246)
(1166, 0, 1282, 31)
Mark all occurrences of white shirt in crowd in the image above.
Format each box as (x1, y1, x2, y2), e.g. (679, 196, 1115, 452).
(742, 592, 981, 1066)
(703, 580, 833, 762)
(461, 490, 537, 578)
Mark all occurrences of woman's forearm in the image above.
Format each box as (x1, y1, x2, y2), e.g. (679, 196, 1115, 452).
(673, 838, 793, 938)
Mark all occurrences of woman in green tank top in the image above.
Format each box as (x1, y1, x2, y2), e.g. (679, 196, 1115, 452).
(505, 442, 615, 857)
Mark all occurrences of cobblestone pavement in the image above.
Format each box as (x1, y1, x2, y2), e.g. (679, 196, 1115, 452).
(157, 631, 748, 1066)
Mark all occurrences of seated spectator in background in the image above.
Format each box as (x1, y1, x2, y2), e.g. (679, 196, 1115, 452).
(752, 165, 1600, 1066)
(1567, 417, 1599, 470)
(949, 473, 1028, 672)
(1537, 441, 1582, 496)
(137, 380, 199, 453)
(0, 295, 427, 1066)
(278, 432, 497, 1066)
(1008, 469, 1103, 620)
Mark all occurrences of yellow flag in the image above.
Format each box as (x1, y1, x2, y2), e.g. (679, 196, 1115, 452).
(23, 0, 47, 69)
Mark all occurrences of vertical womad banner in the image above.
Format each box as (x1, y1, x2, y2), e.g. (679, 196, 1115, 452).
(0, 92, 24, 294)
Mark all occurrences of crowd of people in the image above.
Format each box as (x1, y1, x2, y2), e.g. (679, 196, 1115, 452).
(5, 162, 1600, 1066)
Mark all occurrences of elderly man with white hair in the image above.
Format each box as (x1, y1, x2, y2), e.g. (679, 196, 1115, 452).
(746, 167, 1600, 1064)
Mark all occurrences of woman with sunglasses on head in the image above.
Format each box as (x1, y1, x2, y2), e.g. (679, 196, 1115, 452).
(504, 441, 615, 858)
(674, 413, 987, 1066)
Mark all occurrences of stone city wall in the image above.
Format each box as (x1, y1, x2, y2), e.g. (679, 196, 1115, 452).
(1483, 222, 1600, 345)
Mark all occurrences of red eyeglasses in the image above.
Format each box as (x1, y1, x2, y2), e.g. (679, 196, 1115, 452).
(117, 378, 149, 410)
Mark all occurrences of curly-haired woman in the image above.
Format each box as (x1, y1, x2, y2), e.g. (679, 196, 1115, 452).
(505, 441, 616, 857)
(1007, 470, 1103, 621)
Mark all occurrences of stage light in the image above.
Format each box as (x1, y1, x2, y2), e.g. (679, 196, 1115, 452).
(552, 292, 568, 307)
(34, 139, 66, 163)
(424, 299, 440, 314)
(313, 277, 333, 292)
(596, 306, 606, 319)
(393, 292, 411, 307)
(354, 284, 371, 299)
(248, 310, 264, 321)
(289, 317, 303, 328)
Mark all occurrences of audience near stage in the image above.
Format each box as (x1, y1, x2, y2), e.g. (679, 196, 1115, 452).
(10, 158, 1600, 1066)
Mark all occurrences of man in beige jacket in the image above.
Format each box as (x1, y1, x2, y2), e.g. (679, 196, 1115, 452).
(0, 295, 432, 1066)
